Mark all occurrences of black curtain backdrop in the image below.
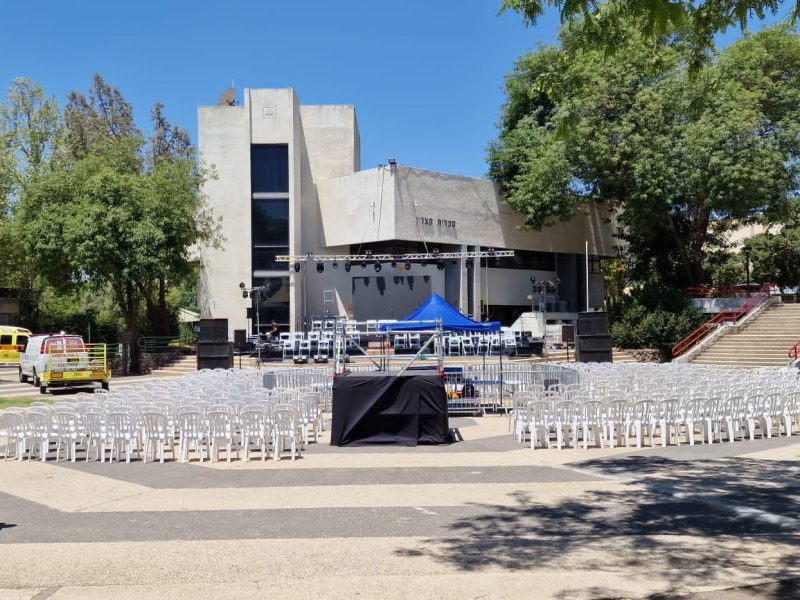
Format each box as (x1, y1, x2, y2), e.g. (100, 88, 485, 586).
(330, 372, 450, 446)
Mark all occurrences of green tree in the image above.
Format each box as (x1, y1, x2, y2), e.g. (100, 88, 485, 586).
(0, 78, 62, 316)
(19, 76, 220, 373)
(488, 24, 800, 287)
(746, 229, 800, 288)
(500, 0, 800, 70)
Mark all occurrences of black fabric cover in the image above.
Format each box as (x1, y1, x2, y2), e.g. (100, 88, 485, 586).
(330, 372, 450, 446)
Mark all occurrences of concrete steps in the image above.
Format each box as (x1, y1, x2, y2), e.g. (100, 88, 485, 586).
(153, 354, 198, 376)
(687, 302, 800, 367)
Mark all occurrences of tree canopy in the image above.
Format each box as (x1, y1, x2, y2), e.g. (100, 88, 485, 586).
(488, 23, 800, 287)
(1, 74, 220, 373)
(500, 0, 800, 70)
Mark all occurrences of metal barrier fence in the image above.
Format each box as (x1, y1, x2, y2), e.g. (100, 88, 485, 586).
(445, 362, 579, 414)
(342, 360, 580, 415)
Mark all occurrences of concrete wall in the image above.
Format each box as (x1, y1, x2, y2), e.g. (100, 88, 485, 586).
(197, 102, 252, 336)
(317, 168, 396, 247)
(317, 166, 616, 256)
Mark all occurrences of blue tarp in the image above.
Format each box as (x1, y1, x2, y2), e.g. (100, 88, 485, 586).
(387, 293, 500, 332)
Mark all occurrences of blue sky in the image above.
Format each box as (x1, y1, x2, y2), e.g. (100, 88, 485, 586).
(0, 1, 789, 179)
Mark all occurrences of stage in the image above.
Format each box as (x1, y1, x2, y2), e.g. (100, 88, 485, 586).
(330, 370, 451, 447)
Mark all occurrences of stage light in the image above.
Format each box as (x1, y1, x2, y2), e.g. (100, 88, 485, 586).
(344, 260, 351, 272)
(374, 261, 382, 272)
(332, 261, 338, 269)
(239, 282, 246, 289)
(405, 260, 412, 270)
(316, 263, 325, 273)
(293, 263, 301, 273)
(390, 259, 397, 269)
(437, 259, 445, 271)
(242, 290, 248, 298)
(466, 259, 473, 269)
(361, 259, 367, 269)
(420, 259, 428, 267)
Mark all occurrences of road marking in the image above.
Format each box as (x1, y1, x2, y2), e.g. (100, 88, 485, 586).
(412, 506, 438, 516)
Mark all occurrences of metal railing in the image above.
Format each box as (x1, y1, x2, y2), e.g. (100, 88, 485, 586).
(672, 285, 772, 357)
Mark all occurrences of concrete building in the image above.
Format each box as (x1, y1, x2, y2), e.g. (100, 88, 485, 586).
(198, 88, 616, 335)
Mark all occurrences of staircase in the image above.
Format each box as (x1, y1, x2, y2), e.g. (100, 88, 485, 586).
(690, 303, 800, 367)
(151, 354, 198, 376)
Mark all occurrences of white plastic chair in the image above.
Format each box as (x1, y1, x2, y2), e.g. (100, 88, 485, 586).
(240, 407, 270, 461)
(53, 410, 81, 462)
(553, 400, 579, 450)
(142, 411, 174, 464)
(272, 406, 301, 461)
(177, 409, 206, 463)
(108, 409, 138, 463)
(82, 409, 109, 462)
(580, 400, 605, 449)
(208, 410, 239, 462)
(25, 411, 53, 462)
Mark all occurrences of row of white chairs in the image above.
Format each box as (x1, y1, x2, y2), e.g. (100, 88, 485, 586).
(509, 363, 800, 450)
(1, 366, 333, 463)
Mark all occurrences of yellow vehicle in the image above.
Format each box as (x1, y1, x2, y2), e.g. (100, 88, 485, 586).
(0, 325, 32, 365)
(19, 334, 110, 394)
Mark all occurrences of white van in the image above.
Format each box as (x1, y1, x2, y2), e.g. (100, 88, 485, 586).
(19, 334, 110, 394)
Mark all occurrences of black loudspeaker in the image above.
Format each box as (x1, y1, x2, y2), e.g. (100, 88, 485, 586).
(233, 329, 247, 346)
(197, 356, 233, 370)
(561, 325, 575, 344)
(199, 318, 228, 342)
(197, 341, 233, 370)
(576, 334, 613, 363)
(577, 312, 610, 336)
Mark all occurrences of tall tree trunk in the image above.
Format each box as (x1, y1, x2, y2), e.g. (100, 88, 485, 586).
(157, 277, 170, 334)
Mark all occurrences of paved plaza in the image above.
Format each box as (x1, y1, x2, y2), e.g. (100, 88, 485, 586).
(0, 410, 798, 599)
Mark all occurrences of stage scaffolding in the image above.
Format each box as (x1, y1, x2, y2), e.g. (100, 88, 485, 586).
(330, 317, 579, 415)
(332, 318, 445, 376)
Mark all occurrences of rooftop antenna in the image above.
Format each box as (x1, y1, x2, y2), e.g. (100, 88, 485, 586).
(217, 86, 236, 106)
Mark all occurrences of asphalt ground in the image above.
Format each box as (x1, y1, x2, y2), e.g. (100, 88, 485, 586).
(1, 405, 799, 598)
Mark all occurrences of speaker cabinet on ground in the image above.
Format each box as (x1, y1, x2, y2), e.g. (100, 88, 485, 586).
(197, 341, 233, 370)
(577, 312, 610, 336)
(199, 318, 229, 343)
(576, 334, 613, 363)
(233, 329, 247, 346)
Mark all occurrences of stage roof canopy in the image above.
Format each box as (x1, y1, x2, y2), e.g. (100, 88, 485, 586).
(389, 293, 500, 332)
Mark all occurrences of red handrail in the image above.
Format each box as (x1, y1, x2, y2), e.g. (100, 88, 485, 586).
(671, 285, 772, 357)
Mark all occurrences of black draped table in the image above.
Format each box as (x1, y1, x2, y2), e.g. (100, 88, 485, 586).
(330, 371, 451, 446)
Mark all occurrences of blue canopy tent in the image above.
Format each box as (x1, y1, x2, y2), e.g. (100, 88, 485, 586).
(387, 293, 500, 332)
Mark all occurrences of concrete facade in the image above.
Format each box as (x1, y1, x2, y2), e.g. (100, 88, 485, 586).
(198, 88, 615, 335)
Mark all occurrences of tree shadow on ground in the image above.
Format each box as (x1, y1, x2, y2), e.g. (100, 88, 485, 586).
(395, 456, 800, 599)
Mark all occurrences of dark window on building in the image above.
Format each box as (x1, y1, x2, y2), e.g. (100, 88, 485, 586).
(251, 276, 290, 332)
(253, 247, 289, 272)
(252, 199, 289, 246)
(251, 145, 289, 193)
(589, 256, 602, 274)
